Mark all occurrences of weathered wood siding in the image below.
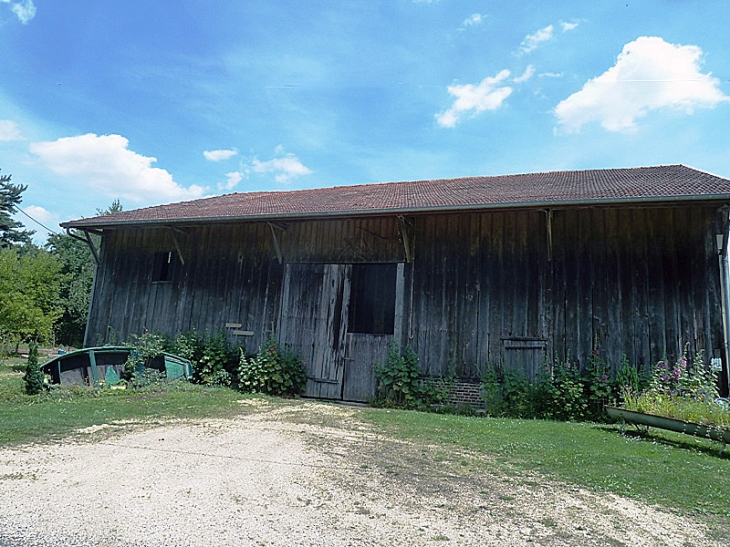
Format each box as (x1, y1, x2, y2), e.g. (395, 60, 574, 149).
(87, 223, 283, 352)
(86, 204, 726, 397)
(405, 206, 725, 379)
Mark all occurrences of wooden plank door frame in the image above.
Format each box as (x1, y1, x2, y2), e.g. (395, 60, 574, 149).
(279, 262, 405, 402)
(278, 263, 350, 399)
(340, 263, 405, 402)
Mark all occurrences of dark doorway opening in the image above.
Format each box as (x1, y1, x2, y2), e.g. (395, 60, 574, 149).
(347, 263, 397, 335)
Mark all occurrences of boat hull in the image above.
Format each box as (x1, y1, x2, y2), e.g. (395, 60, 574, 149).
(41, 347, 192, 386)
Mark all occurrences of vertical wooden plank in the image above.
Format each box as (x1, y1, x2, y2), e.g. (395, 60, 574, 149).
(461, 212, 481, 377)
(393, 262, 405, 346)
(632, 208, 651, 372)
(661, 208, 681, 360)
(475, 212, 489, 370)
(617, 209, 633, 366)
(588, 209, 604, 357)
(561, 209, 580, 365)
(490, 211, 505, 367)
(412, 215, 433, 373)
(603, 208, 623, 369)
(646, 208, 667, 363)
(549, 210, 567, 364)
(537, 209, 553, 368)
(576, 209, 593, 367)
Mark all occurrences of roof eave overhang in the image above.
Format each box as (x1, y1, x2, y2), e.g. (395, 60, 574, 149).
(61, 194, 730, 232)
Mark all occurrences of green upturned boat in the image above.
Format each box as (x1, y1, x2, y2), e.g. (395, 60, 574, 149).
(41, 346, 192, 386)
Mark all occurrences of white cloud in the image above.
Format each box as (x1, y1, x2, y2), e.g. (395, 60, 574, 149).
(0, 120, 22, 142)
(436, 70, 513, 128)
(29, 133, 206, 203)
(461, 14, 484, 28)
(554, 36, 730, 134)
(203, 148, 238, 162)
(513, 65, 535, 84)
(219, 171, 243, 191)
(0, 0, 36, 24)
(246, 148, 312, 184)
(22, 204, 54, 225)
(561, 21, 578, 32)
(12, 205, 58, 244)
(21, 205, 57, 236)
(520, 25, 554, 54)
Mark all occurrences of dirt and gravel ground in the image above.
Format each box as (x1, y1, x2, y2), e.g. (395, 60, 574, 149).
(0, 399, 725, 546)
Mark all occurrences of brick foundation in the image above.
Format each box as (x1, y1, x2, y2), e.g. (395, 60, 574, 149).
(429, 379, 483, 407)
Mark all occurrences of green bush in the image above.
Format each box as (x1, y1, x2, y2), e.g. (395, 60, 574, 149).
(122, 331, 168, 382)
(195, 331, 239, 386)
(481, 351, 640, 422)
(613, 354, 643, 400)
(528, 357, 588, 421)
(166, 330, 240, 387)
(237, 336, 306, 396)
(373, 343, 447, 410)
(23, 341, 44, 395)
(482, 364, 541, 418)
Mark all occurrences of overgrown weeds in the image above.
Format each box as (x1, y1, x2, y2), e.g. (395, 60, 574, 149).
(621, 347, 730, 430)
(481, 350, 650, 422)
(237, 334, 307, 396)
(373, 342, 450, 410)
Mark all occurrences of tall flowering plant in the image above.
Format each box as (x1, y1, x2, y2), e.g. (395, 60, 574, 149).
(649, 346, 718, 402)
(649, 352, 688, 395)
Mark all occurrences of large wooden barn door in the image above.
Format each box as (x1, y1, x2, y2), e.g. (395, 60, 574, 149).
(279, 262, 401, 402)
(342, 263, 401, 402)
(279, 263, 350, 399)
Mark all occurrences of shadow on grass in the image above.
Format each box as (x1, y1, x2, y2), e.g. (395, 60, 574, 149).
(595, 423, 730, 460)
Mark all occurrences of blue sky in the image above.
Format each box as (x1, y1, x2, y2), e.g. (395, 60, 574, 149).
(1, 1, 729, 243)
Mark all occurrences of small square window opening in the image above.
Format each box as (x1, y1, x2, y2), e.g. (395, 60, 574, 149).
(152, 251, 176, 282)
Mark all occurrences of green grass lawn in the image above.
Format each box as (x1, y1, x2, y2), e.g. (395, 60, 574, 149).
(2, 361, 729, 522)
(362, 408, 730, 518)
(0, 362, 249, 445)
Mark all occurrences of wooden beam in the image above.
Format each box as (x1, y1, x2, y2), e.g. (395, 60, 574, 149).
(170, 230, 186, 266)
(545, 209, 553, 262)
(397, 216, 413, 263)
(268, 222, 283, 264)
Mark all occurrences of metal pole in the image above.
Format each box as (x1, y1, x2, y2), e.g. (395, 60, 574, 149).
(717, 229, 730, 396)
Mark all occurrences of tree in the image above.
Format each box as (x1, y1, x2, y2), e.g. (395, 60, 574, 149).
(23, 341, 44, 395)
(97, 198, 123, 216)
(0, 170, 34, 248)
(46, 233, 94, 346)
(0, 247, 63, 351)
(46, 200, 123, 346)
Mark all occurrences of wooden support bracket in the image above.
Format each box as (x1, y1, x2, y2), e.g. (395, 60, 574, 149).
(66, 228, 100, 265)
(397, 215, 414, 263)
(170, 230, 186, 266)
(545, 209, 553, 262)
(268, 222, 284, 264)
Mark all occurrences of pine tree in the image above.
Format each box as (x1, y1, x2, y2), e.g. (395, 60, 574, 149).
(23, 341, 44, 395)
(0, 170, 34, 248)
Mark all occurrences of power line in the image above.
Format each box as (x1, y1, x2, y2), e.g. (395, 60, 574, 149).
(11, 204, 60, 236)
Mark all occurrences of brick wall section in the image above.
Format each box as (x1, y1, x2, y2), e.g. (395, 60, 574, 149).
(430, 379, 483, 407)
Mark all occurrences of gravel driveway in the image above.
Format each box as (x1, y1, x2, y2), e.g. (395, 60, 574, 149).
(0, 399, 724, 546)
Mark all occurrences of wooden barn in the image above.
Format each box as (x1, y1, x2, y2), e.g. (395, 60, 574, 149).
(62, 165, 730, 402)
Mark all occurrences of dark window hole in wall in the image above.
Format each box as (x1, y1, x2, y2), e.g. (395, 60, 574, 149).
(347, 263, 396, 335)
(152, 251, 176, 282)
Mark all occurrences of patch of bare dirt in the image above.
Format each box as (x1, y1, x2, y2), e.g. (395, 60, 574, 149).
(0, 400, 724, 546)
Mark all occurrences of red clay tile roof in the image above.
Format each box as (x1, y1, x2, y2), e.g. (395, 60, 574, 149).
(62, 165, 730, 229)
